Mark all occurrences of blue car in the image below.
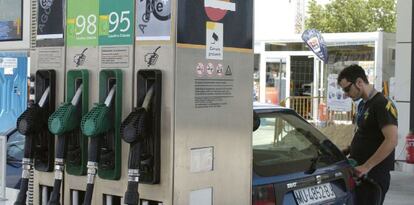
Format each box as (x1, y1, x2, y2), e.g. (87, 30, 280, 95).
(252, 104, 355, 205)
(5, 128, 24, 189)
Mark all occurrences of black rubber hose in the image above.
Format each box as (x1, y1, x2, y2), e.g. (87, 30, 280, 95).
(128, 142, 141, 169)
(55, 135, 66, 159)
(23, 135, 34, 158)
(124, 181, 139, 205)
(124, 142, 141, 205)
(82, 183, 94, 205)
(47, 179, 62, 205)
(48, 135, 67, 205)
(13, 178, 29, 205)
(82, 137, 100, 205)
(88, 137, 100, 162)
(14, 134, 34, 205)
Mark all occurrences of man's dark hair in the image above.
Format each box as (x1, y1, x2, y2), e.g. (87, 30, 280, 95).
(337, 64, 369, 84)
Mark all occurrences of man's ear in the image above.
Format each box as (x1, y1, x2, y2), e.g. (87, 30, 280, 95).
(355, 78, 363, 87)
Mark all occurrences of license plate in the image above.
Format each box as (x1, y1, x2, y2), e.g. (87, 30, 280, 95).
(293, 183, 336, 205)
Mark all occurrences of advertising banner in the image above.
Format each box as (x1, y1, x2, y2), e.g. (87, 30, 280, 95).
(327, 74, 352, 112)
(37, 0, 64, 39)
(136, 0, 171, 40)
(177, 0, 253, 49)
(302, 29, 328, 63)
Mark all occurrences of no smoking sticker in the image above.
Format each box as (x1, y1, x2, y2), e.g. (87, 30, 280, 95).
(196, 62, 205, 76)
(206, 63, 215, 76)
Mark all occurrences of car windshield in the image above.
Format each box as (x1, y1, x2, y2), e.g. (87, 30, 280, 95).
(253, 110, 342, 176)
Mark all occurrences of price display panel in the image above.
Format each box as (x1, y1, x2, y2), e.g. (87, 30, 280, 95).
(99, 0, 134, 45)
(67, 0, 99, 46)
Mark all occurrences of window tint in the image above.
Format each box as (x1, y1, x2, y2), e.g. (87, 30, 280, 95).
(7, 132, 24, 166)
(253, 111, 342, 176)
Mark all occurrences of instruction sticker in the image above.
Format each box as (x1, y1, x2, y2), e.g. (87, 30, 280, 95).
(1, 58, 17, 69)
(206, 22, 223, 60)
(190, 147, 214, 173)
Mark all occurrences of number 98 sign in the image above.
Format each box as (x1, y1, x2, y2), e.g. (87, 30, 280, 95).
(67, 0, 134, 46)
(67, 0, 99, 46)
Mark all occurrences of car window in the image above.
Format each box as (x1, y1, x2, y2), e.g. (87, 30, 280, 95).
(253, 111, 342, 176)
(7, 132, 24, 166)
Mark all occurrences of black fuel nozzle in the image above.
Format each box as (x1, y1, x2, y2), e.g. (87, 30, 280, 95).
(15, 87, 51, 205)
(121, 86, 154, 205)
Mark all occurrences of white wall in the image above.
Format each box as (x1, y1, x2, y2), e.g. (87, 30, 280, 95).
(254, 0, 296, 40)
(395, 0, 413, 171)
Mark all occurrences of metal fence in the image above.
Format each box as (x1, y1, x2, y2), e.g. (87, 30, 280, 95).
(281, 96, 355, 124)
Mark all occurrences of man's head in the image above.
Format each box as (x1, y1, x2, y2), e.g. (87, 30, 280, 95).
(337, 64, 369, 101)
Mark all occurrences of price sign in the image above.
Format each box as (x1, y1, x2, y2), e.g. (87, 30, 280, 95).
(99, 0, 134, 45)
(67, 0, 99, 46)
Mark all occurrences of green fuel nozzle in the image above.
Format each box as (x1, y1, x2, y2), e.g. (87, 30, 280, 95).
(49, 85, 83, 135)
(47, 85, 84, 205)
(81, 85, 116, 137)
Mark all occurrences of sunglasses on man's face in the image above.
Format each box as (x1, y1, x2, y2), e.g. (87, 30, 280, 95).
(343, 82, 353, 93)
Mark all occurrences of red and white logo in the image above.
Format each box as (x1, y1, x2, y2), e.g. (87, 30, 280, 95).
(204, 0, 236, 21)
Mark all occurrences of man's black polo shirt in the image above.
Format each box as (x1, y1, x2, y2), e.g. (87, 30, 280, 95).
(350, 92, 398, 172)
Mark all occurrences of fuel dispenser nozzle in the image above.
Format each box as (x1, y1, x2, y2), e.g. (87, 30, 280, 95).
(121, 86, 154, 205)
(47, 85, 83, 205)
(14, 87, 51, 205)
(80, 85, 116, 205)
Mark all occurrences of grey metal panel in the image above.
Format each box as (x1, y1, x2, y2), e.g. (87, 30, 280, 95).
(134, 44, 175, 204)
(174, 48, 253, 205)
(31, 46, 66, 205)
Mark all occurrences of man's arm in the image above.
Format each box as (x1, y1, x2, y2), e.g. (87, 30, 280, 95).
(354, 124, 398, 177)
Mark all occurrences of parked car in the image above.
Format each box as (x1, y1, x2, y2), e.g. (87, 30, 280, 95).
(5, 128, 24, 189)
(252, 103, 355, 205)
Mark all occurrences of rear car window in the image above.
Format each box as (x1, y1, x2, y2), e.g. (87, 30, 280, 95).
(253, 110, 343, 176)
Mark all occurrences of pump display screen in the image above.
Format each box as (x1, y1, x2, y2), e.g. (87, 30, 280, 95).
(0, 0, 23, 41)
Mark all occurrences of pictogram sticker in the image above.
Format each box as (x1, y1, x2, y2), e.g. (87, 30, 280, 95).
(196, 62, 205, 76)
(225, 65, 232, 76)
(206, 22, 223, 60)
(206, 63, 215, 76)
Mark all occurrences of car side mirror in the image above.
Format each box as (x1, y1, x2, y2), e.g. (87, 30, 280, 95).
(253, 111, 260, 131)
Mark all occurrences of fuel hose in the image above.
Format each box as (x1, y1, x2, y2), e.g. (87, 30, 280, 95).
(121, 86, 154, 205)
(14, 87, 50, 205)
(47, 85, 83, 205)
(81, 85, 116, 205)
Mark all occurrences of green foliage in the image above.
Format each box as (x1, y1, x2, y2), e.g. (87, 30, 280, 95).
(305, 0, 396, 33)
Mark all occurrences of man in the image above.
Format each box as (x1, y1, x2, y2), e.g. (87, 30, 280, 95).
(337, 64, 398, 204)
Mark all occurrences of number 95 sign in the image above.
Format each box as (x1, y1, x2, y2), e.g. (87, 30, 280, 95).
(99, 0, 134, 45)
(67, 0, 134, 46)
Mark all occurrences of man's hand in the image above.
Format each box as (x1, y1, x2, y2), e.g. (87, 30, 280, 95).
(354, 164, 371, 178)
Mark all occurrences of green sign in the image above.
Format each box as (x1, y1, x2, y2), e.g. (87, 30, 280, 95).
(99, 0, 134, 45)
(67, 0, 99, 46)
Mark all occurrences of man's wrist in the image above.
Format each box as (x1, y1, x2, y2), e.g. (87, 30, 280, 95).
(363, 162, 374, 171)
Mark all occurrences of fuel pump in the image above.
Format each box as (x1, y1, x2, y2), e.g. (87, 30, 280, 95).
(121, 70, 161, 204)
(47, 70, 89, 205)
(80, 69, 122, 205)
(14, 70, 56, 205)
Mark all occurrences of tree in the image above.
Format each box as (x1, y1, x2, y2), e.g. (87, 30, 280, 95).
(305, 0, 396, 33)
